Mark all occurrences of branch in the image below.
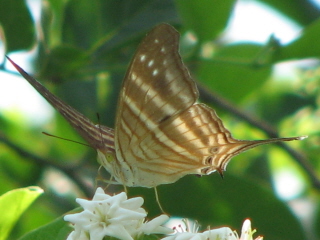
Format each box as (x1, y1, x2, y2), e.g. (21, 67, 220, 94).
(0, 133, 95, 196)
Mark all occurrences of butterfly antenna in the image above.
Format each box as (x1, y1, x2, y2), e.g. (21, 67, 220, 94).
(154, 187, 166, 214)
(42, 132, 93, 148)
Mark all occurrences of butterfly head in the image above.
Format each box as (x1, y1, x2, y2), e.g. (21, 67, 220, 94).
(97, 149, 136, 187)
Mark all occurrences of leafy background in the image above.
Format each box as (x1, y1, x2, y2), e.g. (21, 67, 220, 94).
(0, 0, 319, 239)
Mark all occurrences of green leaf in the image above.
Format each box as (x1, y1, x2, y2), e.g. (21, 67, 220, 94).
(174, 0, 236, 41)
(38, 45, 89, 81)
(279, 17, 320, 60)
(0, 0, 35, 52)
(62, 0, 177, 51)
(197, 43, 272, 102)
(0, 187, 43, 240)
(62, 0, 107, 49)
(258, 0, 318, 26)
(19, 215, 71, 240)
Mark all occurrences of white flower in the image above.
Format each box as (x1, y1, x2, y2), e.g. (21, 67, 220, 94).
(66, 225, 89, 240)
(64, 187, 172, 240)
(139, 214, 173, 235)
(239, 219, 263, 240)
(162, 219, 262, 240)
(162, 227, 237, 240)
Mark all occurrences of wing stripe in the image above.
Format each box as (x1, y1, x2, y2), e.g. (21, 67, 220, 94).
(119, 100, 199, 163)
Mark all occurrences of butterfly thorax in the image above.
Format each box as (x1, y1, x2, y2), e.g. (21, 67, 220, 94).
(97, 149, 136, 187)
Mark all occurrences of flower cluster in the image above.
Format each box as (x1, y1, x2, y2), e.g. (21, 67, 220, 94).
(64, 187, 173, 240)
(164, 218, 262, 240)
(164, 226, 237, 240)
(64, 188, 262, 240)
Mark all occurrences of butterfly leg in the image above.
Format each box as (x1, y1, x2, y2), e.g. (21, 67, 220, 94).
(154, 187, 166, 214)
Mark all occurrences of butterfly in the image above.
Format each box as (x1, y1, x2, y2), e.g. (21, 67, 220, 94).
(7, 23, 306, 188)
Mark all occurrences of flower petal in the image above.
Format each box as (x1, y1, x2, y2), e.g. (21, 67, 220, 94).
(141, 215, 173, 235)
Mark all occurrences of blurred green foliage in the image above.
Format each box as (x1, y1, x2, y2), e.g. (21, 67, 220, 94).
(0, 0, 319, 239)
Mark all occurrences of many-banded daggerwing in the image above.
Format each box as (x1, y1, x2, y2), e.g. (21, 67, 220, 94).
(7, 23, 306, 188)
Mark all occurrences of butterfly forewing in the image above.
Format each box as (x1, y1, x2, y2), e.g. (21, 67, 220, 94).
(6, 58, 115, 155)
(114, 24, 199, 182)
(118, 24, 198, 125)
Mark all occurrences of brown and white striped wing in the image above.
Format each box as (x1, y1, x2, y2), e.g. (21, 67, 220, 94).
(130, 103, 234, 186)
(6, 57, 115, 156)
(118, 99, 302, 187)
(140, 103, 289, 178)
(114, 24, 304, 187)
(114, 24, 199, 180)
